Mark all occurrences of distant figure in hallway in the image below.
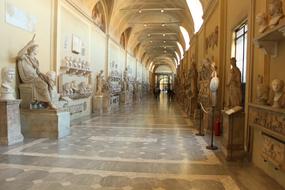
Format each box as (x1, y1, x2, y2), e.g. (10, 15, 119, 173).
(154, 87, 161, 99)
(167, 89, 175, 101)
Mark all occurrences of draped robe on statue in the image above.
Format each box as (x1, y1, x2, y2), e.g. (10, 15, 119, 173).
(227, 67, 242, 107)
(17, 54, 52, 103)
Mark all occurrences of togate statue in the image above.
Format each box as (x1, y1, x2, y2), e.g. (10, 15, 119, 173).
(17, 35, 57, 109)
(0, 67, 16, 100)
(226, 58, 242, 108)
(123, 68, 129, 91)
(95, 70, 104, 96)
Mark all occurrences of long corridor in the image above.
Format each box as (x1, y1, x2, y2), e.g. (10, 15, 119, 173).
(0, 95, 284, 190)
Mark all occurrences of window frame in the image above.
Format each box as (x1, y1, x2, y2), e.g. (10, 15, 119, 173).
(234, 22, 248, 84)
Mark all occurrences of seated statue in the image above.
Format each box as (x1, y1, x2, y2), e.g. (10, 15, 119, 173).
(17, 35, 56, 109)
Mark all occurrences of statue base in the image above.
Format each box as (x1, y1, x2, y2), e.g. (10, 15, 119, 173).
(21, 109, 70, 139)
(120, 91, 133, 105)
(120, 92, 127, 104)
(0, 100, 24, 145)
(202, 107, 213, 133)
(92, 95, 103, 115)
(222, 107, 245, 161)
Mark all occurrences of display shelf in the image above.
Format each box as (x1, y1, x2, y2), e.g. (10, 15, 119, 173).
(60, 65, 92, 76)
(254, 19, 285, 57)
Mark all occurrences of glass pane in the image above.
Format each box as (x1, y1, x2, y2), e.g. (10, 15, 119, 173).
(243, 33, 248, 83)
(236, 28, 244, 38)
(236, 36, 244, 71)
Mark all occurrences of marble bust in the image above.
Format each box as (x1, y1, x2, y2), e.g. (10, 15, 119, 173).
(268, 79, 285, 108)
(255, 75, 268, 105)
(0, 67, 16, 100)
(17, 35, 56, 109)
(268, 0, 284, 28)
(226, 58, 242, 108)
(256, 12, 268, 33)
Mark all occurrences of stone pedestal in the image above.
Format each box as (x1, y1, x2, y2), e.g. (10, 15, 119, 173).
(222, 108, 245, 160)
(120, 91, 127, 104)
(202, 108, 213, 133)
(0, 100, 24, 145)
(103, 95, 111, 113)
(21, 109, 70, 139)
(92, 95, 103, 115)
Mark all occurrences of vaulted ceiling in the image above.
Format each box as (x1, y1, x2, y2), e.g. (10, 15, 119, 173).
(75, 0, 207, 73)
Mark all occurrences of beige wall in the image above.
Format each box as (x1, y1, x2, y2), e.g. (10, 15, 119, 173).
(0, 0, 148, 95)
(0, 0, 53, 86)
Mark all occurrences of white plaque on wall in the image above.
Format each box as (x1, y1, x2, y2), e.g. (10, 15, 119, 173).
(5, 2, 37, 32)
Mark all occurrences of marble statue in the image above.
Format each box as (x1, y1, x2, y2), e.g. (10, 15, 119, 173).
(96, 70, 104, 96)
(79, 82, 92, 97)
(17, 35, 56, 109)
(268, 0, 284, 27)
(255, 75, 269, 105)
(226, 58, 242, 108)
(0, 67, 16, 100)
(210, 62, 219, 107)
(189, 63, 198, 98)
(123, 68, 129, 91)
(197, 58, 214, 107)
(268, 79, 285, 108)
(256, 13, 269, 33)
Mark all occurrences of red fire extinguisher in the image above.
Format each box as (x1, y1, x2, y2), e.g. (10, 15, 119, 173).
(214, 116, 221, 136)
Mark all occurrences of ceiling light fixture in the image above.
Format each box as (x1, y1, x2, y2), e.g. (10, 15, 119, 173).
(161, 24, 166, 27)
(139, 9, 142, 13)
(144, 24, 147, 27)
(161, 9, 165, 13)
(163, 34, 166, 37)
(148, 34, 151, 37)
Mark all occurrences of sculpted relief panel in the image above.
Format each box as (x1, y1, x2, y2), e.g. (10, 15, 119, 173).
(262, 135, 285, 171)
(249, 105, 285, 137)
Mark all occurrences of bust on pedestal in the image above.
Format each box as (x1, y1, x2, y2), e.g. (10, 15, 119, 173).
(0, 67, 24, 145)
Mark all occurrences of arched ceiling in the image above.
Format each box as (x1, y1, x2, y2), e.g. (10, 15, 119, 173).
(73, 0, 207, 72)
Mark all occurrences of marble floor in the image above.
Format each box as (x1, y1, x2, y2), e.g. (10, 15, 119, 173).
(0, 94, 284, 190)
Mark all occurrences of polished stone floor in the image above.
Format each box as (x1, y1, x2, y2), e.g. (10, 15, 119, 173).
(0, 94, 284, 190)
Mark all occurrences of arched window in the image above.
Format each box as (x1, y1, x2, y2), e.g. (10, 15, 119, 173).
(92, 2, 106, 32)
(186, 0, 204, 33)
(180, 26, 190, 51)
(176, 42, 184, 60)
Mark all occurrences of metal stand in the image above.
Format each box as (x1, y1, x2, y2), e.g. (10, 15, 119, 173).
(206, 106, 218, 150)
(196, 104, 205, 136)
